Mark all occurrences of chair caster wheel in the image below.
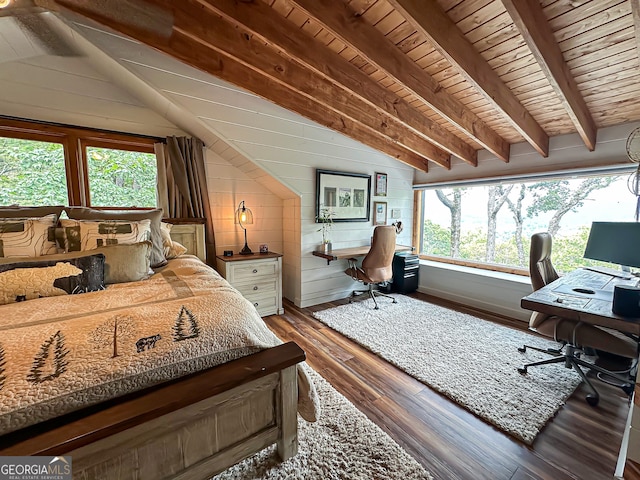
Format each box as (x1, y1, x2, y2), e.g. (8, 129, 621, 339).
(586, 394, 599, 407)
(517, 367, 527, 375)
(622, 383, 634, 396)
(518, 346, 526, 353)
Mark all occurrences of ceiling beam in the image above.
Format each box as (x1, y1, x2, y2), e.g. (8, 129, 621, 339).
(501, 0, 596, 151)
(198, 0, 477, 166)
(167, 0, 449, 168)
(387, 0, 549, 157)
(289, 0, 510, 163)
(54, 0, 434, 172)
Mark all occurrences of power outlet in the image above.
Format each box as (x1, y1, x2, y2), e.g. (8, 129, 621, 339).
(391, 209, 401, 219)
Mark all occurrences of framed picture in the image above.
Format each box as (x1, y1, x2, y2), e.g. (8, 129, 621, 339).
(375, 172, 388, 197)
(374, 201, 387, 225)
(316, 169, 371, 222)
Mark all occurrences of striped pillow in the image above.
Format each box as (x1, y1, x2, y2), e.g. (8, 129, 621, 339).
(58, 219, 151, 253)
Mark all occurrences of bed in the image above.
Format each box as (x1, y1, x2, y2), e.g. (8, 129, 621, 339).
(0, 208, 319, 479)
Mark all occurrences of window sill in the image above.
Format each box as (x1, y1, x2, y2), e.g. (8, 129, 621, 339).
(420, 258, 531, 285)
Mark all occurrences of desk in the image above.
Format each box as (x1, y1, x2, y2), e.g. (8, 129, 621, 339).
(523, 268, 640, 475)
(521, 267, 640, 335)
(312, 244, 413, 264)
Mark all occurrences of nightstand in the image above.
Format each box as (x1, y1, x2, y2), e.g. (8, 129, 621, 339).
(216, 252, 284, 317)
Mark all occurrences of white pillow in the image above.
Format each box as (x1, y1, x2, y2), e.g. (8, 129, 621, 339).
(0, 214, 58, 258)
(160, 222, 188, 259)
(58, 218, 151, 253)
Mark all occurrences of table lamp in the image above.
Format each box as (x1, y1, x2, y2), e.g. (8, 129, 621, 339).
(235, 200, 254, 255)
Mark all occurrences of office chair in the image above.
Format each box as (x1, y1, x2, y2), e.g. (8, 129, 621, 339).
(345, 225, 398, 309)
(518, 232, 637, 406)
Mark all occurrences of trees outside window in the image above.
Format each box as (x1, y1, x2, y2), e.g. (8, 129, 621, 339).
(86, 146, 156, 207)
(0, 137, 68, 205)
(421, 171, 635, 274)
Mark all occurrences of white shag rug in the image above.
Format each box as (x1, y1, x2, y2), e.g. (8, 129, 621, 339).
(213, 368, 432, 480)
(312, 295, 582, 445)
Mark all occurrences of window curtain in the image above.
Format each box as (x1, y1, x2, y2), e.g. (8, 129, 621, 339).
(154, 136, 216, 264)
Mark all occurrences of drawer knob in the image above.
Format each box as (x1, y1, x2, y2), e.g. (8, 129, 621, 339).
(253, 286, 258, 290)
(252, 269, 258, 273)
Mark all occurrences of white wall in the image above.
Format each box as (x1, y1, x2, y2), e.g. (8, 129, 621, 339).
(66, 21, 415, 308)
(418, 261, 532, 322)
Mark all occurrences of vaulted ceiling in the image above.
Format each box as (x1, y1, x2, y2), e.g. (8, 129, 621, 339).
(6, 0, 640, 174)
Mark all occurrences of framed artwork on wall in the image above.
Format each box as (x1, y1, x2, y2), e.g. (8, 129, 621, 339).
(374, 201, 387, 225)
(316, 169, 371, 222)
(374, 172, 388, 196)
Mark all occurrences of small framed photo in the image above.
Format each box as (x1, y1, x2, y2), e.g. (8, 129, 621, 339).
(375, 172, 387, 197)
(259, 244, 269, 254)
(374, 201, 387, 225)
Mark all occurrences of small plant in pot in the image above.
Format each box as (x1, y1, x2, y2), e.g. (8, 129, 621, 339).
(316, 206, 335, 253)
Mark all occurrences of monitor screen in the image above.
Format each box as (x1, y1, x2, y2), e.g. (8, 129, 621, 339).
(583, 222, 640, 269)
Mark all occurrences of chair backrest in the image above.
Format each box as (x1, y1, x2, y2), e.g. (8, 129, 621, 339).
(529, 232, 559, 291)
(361, 225, 396, 283)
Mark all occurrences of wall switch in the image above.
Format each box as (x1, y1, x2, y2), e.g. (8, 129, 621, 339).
(391, 209, 401, 219)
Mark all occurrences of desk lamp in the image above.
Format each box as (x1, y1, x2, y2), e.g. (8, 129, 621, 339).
(583, 222, 640, 275)
(235, 200, 254, 255)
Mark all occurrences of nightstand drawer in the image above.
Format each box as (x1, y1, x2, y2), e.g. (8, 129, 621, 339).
(232, 262, 277, 280)
(235, 278, 277, 298)
(246, 294, 277, 317)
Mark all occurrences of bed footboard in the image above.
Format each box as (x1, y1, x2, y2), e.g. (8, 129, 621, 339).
(0, 342, 305, 480)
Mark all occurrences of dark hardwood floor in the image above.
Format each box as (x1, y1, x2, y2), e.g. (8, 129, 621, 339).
(264, 292, 632, 480)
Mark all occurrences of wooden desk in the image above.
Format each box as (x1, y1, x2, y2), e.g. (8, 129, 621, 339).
(312, 244, 413, 264)
(523, 267, 640, 474)
(521, 267, 640, 335)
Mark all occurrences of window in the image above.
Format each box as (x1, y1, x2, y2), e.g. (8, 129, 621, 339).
(85, 145, 156, 207)
(0, 136, 68, 205)
(0, 117, 159, 207)
(419, 170, 636, 274)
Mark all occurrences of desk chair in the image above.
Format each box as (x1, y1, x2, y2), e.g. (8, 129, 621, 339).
(345, 225, 398, 309)
(518, 232, 637, 406)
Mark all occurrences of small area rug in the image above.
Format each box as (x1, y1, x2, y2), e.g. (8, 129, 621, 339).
(312, 295, 582, 444)
(213, 368, 433, 480)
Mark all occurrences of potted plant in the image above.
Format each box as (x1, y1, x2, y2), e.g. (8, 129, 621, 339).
(316, 206, 335, 253)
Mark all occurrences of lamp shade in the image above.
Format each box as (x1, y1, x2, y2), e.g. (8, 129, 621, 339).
(234, 201, 253, 226)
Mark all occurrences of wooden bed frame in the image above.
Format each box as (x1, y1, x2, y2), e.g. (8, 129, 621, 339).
(0, 343, 304, 478)
(0, 222, 305, 479)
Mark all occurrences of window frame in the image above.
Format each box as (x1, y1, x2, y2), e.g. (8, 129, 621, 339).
(0, 116, 159, 207)
(413, 166, 636, 277)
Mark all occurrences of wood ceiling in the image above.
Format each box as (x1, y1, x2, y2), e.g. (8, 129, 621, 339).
(50, 0, 640, 174)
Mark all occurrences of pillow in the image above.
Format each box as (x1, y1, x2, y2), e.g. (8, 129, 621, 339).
(0, 253, 105, 305)
(0, 205, 65, 219)
(0, 214, 58, 258)
(65, 207, 166, 268)
(57, 218, 151, 253)
(160, 222, 188, 259)
(98, 242, 152, 284)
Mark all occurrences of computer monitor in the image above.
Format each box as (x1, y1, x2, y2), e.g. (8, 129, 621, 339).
(583, 222, 640, 269)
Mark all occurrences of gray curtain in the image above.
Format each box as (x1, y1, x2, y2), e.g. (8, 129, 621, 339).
(154, 136, 216, 264)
